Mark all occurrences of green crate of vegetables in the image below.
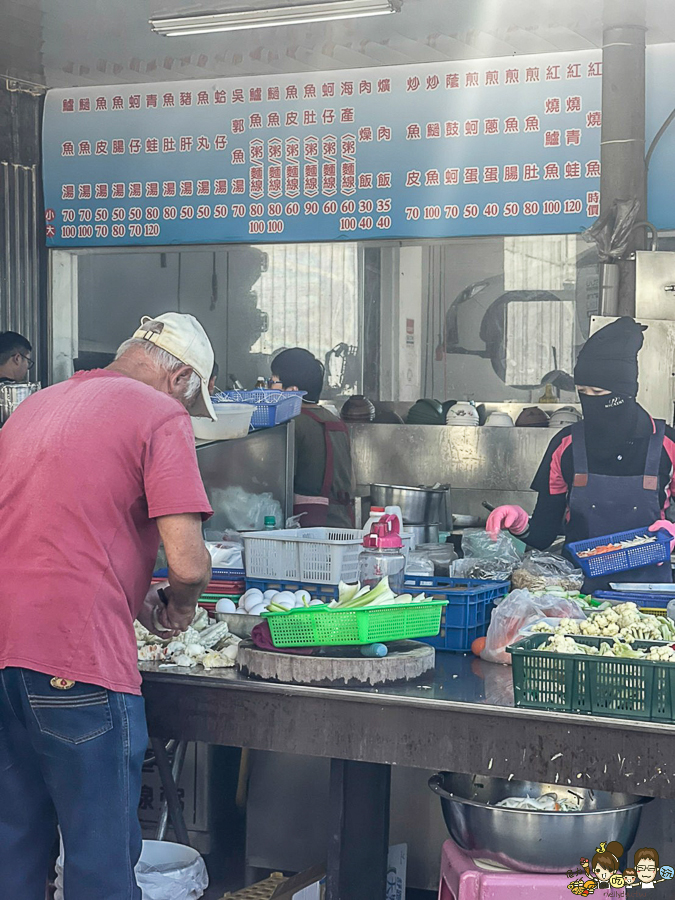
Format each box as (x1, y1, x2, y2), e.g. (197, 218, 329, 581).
(508, 632, 675, 722)
(261, 577, 447, 647)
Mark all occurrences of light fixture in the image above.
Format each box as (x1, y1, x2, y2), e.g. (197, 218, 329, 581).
(150, 0, 401, 36)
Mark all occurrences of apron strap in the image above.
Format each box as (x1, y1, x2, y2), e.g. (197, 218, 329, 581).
(643, 418, 665, 491)
(300, 408, 351, 501)
(570, 421, 588, 488)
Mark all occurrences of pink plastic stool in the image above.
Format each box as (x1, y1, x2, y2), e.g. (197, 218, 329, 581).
(437, 837, 618, 900)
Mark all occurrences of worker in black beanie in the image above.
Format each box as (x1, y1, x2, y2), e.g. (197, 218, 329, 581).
(487, 317, 675, 591)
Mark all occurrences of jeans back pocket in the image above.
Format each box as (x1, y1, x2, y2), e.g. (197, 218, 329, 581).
(22, 670, 113, 744)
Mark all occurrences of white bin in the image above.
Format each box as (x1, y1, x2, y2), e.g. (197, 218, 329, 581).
(55, 839, 208, 900)
(192, 402, 253, 441)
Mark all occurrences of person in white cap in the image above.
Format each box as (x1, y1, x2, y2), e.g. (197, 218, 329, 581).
(0, 312, 214, 899)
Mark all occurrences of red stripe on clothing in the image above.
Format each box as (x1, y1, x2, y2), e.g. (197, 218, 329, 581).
(663, 435, 675, 512)
(550, 434, 572, 495)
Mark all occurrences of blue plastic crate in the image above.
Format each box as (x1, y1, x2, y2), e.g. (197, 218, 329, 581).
(594, 590, 674, 610)
(214, 390, 305, 429)
(245, 577, 340, 602)
(403, 575, 509, 652)
(154, 567, 245, 581)
(567, 527, 671, 579)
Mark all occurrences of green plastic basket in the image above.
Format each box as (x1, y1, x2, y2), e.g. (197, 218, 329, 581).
(261, 600, 447, 647)
(508, 633, 675, 722)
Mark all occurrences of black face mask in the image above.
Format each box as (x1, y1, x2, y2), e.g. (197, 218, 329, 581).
(579, 393, 639, 458)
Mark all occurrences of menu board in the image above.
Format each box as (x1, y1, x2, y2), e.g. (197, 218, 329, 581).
(43, 50, 604, 246)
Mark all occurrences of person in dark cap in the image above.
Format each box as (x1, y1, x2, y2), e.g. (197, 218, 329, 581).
(487, 318, 675, 591)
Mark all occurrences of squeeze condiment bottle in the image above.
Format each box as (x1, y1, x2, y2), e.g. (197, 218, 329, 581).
(358, 514, 406, 593)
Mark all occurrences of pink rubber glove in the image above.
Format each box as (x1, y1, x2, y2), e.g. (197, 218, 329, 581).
(649, 519, 675, 549)
(486, 506, 529, 540)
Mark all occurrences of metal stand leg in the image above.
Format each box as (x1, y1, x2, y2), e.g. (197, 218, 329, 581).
(156, 741, 188, 841)
(326, 758, 391, 900)
(150, 737, 191, 846)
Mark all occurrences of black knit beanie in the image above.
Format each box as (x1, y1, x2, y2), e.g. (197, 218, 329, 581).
(574, 317, 646, 396)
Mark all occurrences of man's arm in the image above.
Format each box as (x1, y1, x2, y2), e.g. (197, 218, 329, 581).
(155, 512, 211, 632)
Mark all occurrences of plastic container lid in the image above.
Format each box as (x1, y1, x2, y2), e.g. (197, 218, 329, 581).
(363, 514, 404, 549)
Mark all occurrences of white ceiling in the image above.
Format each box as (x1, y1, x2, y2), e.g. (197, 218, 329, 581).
(4, 0, 675, 89)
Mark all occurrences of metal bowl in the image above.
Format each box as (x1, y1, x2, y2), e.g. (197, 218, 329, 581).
(370, 484, 448, 525)
(429, 772, 650, 873)
(215, 611, 263, 639)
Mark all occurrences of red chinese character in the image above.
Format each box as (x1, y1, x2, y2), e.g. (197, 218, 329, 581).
(177, 91, 191, 107)
(303, 110, 317, 126)
(232, 179, 245, 194)
(544, 130, 560, 147)
(406, 123, 421, 140)
(96, 97, 107, 111)
(146, 94, 158, 108)
(62, 141, 75, 156)
(484, 118, 499, 135)
(129, 182, 142, 197)
(358, 173, 373, 189)
(506, 68, 519, 84)
(546, 65, 561, 81)
(485, 70, 499, 85)
(359, 80, 372, 94)
(322, 82, 335, 97)
(526, 67, 540, 83)
(464, 167, 479, 183)
(62, 184, 75, 199)
(504, 117, 519, 133)
(78, 140, 91, 155)
(197, 91, 209, 106)
(566, 96, 582, 113)
(341, 108, 355, 123)
(426, 75, 440, 91)
(250, 143, 264, 161)
(180, 181, 193, 196)
(145, 182, 159, 197)
(464, 119, 479, 136)
(545, 98, 561, 114)
(341, 81, 354, 96)
(566, 129, 581, 146)
(285, 111, 298, 126)
(426, 122, 441, 139)
(128, 138, 142, 154)
(110, 138, 124, 154)
(304, 84, 317, 99)
(523, 163, 539, 181)
(95, 183, 108, 198)
(195, 180, 209, 197)
(195, 136, 209, 151)
(587, 190, 600, 203)
(111, 95, 123, 110)
(266, 112, 280, 128)
(483, 166, 499, 183)
(162, 137, 176, 153)
(286, 85, 298, 100)
(586, 160, 601, 177)
(341, 137, 356, 156)
(322, 109, 336, 125)
(375, 126, 390, 141)
(466, 72, 479, 87)
(129, 94, 141, 109)
(231, 149, 245, 164)
(232, 119, 245, 134)
(145, 138, 159, 153)
(544, 162, 560, 180)
(249, 87, 262, 102)
(46, 224, 56, 238)
(95, 140, 108, 155)
(214, 90, 227, 104)
(444, 168, 459, 185)
(112, 183, 125, 198)
(214, 179, 228, 195)
(78, 184, 91, 199)
(525, 115, 540, 132)
(250, 114, 263, 128)
(377, 79, 391, 93)
(588, 61, 602, 77)
(79, 98, 90, 112)
(445, 120, 460, 137)
(268, 86, 280, 101)
(586, 110, 602, 127)
(405, 170, 421, 187)
(564, 161, 581, 178)
(406, 76, 421, 92)
(163, 93, 174, 107)
(425, 169, 440, 186)
(377, 172, 392, 189)
(233, 88, 245, 103)
(163, 182, 176, 197)
(567, 63, 581, 79)
(62, 99, 74, 113)
(446, 73, 460, 89)
(503, 165, 519, 181)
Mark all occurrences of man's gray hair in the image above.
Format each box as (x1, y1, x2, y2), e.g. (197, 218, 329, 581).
(116, 337, 201, 401)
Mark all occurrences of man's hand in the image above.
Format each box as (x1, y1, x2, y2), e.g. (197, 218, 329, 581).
(138, 583, 194, 639)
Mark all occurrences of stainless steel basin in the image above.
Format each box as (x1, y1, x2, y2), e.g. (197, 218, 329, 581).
(429, 772, 650, 873)
(370, 483, 449, 526)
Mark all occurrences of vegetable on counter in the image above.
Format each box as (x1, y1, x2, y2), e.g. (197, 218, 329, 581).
(529, 602, 675, 642)
(328, 577, 433, 610)
(135, 608, 241, 669)
(577, 533, 657, 558)
(536, 632, 675, 662)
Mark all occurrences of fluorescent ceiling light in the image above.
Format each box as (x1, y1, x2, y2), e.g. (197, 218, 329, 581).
(150, 0, 401, 36)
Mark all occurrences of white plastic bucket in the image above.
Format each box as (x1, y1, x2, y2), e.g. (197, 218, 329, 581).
(192, 401, 254, 441)
(55, 839, 208, 900)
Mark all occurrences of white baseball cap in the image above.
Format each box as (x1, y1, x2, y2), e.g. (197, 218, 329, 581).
(133, 312, 216, 420)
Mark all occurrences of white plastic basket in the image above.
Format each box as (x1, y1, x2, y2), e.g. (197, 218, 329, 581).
(243, 527, 363, 585)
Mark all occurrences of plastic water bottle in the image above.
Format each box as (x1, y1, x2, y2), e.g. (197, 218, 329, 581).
(363, 506, 385, 535)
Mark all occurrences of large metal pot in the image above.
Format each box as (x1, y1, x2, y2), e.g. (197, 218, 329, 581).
(429, 772, 649, 873)
(404, 523, 440, 544)
(370, 484, 449, 526)
(0, 382, 40, 424)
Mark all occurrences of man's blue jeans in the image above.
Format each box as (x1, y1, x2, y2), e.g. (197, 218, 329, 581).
(0, 666, 148, 899)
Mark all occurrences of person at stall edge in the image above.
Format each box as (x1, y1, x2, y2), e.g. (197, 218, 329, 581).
(271, 347, 355, 527)
(0, 329, 33, 382)
(0, 311, 214, 900)
(487, 317, 675, 592)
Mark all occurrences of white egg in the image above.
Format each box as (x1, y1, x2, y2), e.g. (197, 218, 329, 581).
(294, 590, 311, 606)
(243, 588, 263, 602)
(273, 599, 295, 610)
(243, 591, 264, 612)
(276, 591, 297, 605)
(247, 604, 266, 617)
(264, 590, 279, 601)
(235, 607, 247, 614)
(310, 599, 325, 606)
(215, 597, 237, 614)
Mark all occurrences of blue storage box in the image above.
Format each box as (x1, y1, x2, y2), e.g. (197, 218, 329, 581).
(567, 527, 671, 579)
(214, 390, 305, 429)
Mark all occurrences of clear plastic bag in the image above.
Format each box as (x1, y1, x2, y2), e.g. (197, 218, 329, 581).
(411, 542, 457, 577)
(213, 486, 283, 532)
(481, 588, 586, 665)
(511, 551, 584, 592)
(451, 557, 514, 582)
